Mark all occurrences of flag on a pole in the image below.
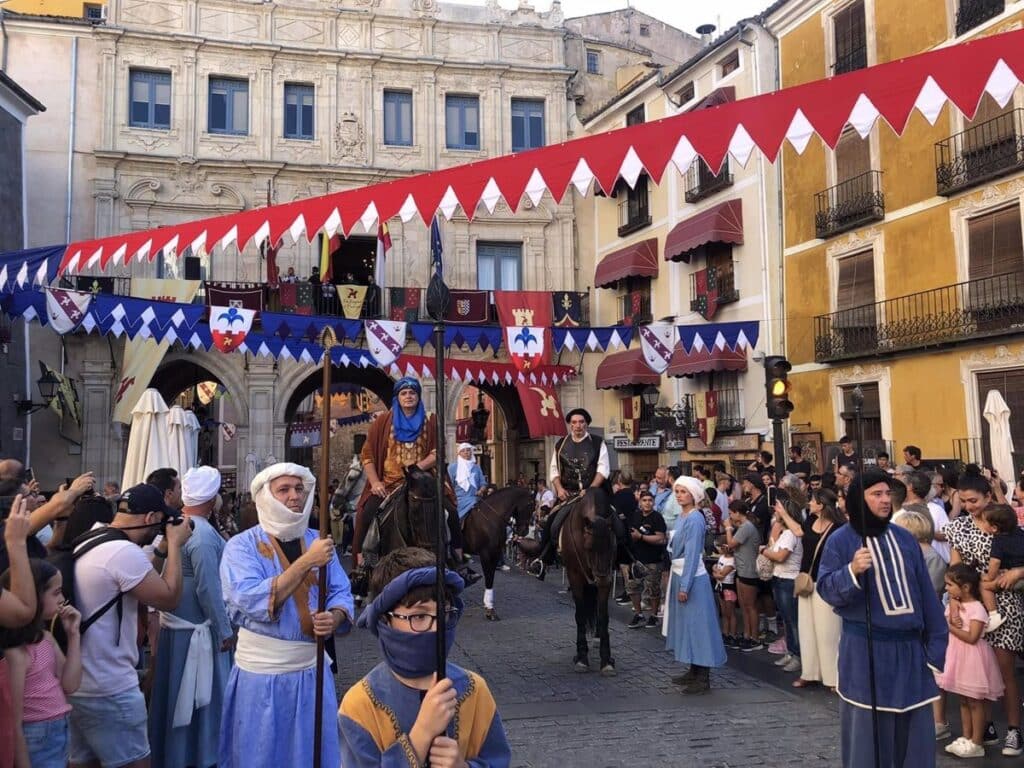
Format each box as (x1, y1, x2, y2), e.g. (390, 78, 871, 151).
(319, 233, 340, 283)
(430, 217, 443, 279)
(375, 222, 392, 289)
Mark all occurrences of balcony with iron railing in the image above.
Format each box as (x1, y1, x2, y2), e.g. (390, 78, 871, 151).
(955, 0, 1005, 36)
(689, 262, 739, 312)
(814, 170, 885, 239)
(833, 43, 867, 75)
(685, 159, 734, 203)
(681, 388, 746, 435)
(619, 290, 653, 326)
(813, 270, 1024, 362)
(935, 108, 1024, 196)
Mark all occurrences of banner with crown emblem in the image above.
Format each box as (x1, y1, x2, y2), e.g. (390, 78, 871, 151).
(495, 291, 553, 367)
(209, 305, 256, 353)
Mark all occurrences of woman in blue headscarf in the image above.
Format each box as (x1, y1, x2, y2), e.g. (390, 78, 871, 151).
(353, 377, 438, 567)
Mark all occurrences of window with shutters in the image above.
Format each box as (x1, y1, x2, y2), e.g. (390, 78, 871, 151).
(976, 368, 1024, 469)
(446, 94, 480, 150)
(835, 128, 872, 187)
(833, 1, 867, 74)
(840, 383, 883, 441)
(817, 127, 883, 238)
(284, 83, 314, 140)
(617, 175, 651, 236)
(834, 250, 876, 330)
(208, 77, 248, 135)
(130, 70, 171, 130)
(963, 94, 1017, 175)
(511, 99, 545, 152)
(967, 205, 1024, 315)
(383, 90, 413, 147)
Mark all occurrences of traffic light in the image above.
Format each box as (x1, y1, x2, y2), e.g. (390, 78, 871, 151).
(764, 355, 794, 420)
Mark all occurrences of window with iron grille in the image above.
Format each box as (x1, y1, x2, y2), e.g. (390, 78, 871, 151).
(833, 1, 867, 74)
(383, 90, 413, 146)
(586, 49, 601, 75)
(617, 176, 651, 235)
(720, 51, 740, 77)
(208, 77, 249, 135)
(284, 83, 314, 140)
(511, 99, 545, 152)
(129, 69, 171, 130)
(84, 3, 104, 20)
(446, 94, 480, 150)
(840, 383, 882, 441)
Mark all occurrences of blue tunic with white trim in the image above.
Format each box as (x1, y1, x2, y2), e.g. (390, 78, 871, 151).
(817, 524, 947, 712)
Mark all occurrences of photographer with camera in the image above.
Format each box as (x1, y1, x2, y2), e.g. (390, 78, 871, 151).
(68, 482, 192, 768)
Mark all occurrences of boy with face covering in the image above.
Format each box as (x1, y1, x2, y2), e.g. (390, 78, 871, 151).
(340, 547, 511, 767)
(219, 463, 354, 768)
(817, 468, 948, 768)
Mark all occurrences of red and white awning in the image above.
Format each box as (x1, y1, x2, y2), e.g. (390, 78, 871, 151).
(56, 29, 1024, 274)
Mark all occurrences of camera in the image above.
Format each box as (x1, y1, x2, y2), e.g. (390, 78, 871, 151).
(161, 510, 194, 534)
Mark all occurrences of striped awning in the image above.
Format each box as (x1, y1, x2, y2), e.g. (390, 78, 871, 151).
(664, 199, 743, 263)
(595, 348, 661, 389)
(594, 238, 659, 288)
(666, 343, 748, 377)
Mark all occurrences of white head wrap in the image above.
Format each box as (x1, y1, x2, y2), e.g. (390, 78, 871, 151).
(673, 475, 707, 509)
(455, 443, 477, 492)
(181, 466, 222, 508)
(251, 462, 316, 541)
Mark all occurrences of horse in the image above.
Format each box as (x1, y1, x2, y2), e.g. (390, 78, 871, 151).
(559, 488, 618, 676)
(336, 456, 367, 513)
(461, 487, 535, 621)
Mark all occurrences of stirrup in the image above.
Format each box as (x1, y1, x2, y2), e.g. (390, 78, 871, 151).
(527, 558, 546, 579)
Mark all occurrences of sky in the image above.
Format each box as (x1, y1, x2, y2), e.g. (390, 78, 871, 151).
(488, 0, 772, 37)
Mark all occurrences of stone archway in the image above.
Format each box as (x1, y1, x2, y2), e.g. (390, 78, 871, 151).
(152, 350, 249, 421)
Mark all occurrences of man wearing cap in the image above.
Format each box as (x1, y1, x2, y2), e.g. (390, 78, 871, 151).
(518, 407, 616, 577)
(817, 468, 947, 767)
(354, 376, 438, 567)
(149, 466, 234, 768)
(219, 463, 353, 768)
(69, 483, 192, 768)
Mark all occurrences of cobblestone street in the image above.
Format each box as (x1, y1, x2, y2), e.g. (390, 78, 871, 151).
(335, 563, 987, 767)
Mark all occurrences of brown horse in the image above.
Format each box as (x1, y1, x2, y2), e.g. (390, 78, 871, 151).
(461, 487, 534, 621)
(559, 487, 617, 675)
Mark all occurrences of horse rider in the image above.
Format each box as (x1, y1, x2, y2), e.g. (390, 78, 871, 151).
(448, 442, 485, 563)
(518, 407, 623, 578)
(353, 376, 438, 567)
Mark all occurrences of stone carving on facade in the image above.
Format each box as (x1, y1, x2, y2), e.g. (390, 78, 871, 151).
(172, 161, 208, 198)
(411, 0, 439, 17)
(966, 345, 1024, 364)
(435, 29, 486, 58)
(501, 36, 554, 63)
(953, 177, 1024, 214)
(275, 17, 327, 45)
(198, 7, 259, 39)
(121, 132, 173, 152)
(338, 23, 362, 48)
(119, 0, 185, 31)
(374, 24, 422, 53)
(825, 226, 881, 258)
(210, 183, 247, 210)
(334, 112, 365, 160)
(830, 363, 887, 385)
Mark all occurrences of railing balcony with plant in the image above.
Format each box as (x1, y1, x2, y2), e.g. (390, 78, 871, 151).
(685, 159, 734, 203)
(935, 108, 1024, 196)
(619, 289, 653, 326)
(813, 270, 1024, 362)
(955, 0, 1005, 36)
(815, 170, 885, 239)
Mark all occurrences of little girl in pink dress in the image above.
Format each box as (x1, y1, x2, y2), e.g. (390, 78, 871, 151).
(936, 564, 1005, 759)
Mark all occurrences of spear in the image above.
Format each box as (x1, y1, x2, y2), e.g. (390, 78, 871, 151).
(313, 326, 338, 768)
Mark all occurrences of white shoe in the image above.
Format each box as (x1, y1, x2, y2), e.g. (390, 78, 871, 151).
(949, 739, 985, 758)
(986, 611, 1006, 633)
(946, 737, 969, 754)
(783, 657, 802, 673)
(774, 653, 793, 667)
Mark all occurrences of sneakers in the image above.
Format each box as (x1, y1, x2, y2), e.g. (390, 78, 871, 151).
(739, 638, 764, 652)
(946, 738, 985, 758)
(774, 653, 793, 667)
(644, 616, 659, 629)
(935, 722, 951, 741)
(768, 638, 788, 655)
(499, 564, 511, 572)
(1003, 726, 1023, 756)
(615, 592, 631, 605)
(723, 634, 739, 649)
(983, 722, 1000, 746)
(986, 610, 1007, 634)
(627, 613, 645, 629)
(783, 657, 802, 673)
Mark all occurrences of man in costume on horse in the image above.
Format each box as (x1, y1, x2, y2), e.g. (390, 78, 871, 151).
(518, 407, 622, 579)
(448, 442, 485, 563)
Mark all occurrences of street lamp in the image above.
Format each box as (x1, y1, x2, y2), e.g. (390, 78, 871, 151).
(16, 368, 61, 415)
(640, 385, 660, 408)
(471, 391, 490, 440)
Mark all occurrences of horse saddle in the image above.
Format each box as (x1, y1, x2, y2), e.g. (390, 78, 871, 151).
(363, 482, 449, 560)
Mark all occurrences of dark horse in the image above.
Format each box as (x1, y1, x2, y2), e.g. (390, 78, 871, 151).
(559, 488, 617, 675)
(462, 486, 534, 621)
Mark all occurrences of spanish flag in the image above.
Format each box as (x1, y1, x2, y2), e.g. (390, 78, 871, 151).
(320, 233, 341, 282)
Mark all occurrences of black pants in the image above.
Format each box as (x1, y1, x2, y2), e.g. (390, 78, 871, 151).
(447, 506, 463, 551)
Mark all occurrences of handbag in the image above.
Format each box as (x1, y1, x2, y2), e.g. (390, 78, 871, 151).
(794, 523, 833, 597)
(755, 552, 775, 581)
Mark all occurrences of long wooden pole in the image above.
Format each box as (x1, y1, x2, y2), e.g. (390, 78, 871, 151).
(313, 330, 336, 768)
(433, 322, 447, 681)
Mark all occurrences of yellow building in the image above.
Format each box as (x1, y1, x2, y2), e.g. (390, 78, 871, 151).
(768, 0, 1024, 473)
(1, 0, 103, 19)
(577, 20, 784, 480)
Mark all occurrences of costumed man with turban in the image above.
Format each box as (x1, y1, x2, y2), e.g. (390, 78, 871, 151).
(817, 467, 948, 768)
(447, 443, 485, 564)
(354, 376, 438, 568)
(218, 463, 353, 768)
(149, 466, 234, 768)
(518, 407, 620, 579)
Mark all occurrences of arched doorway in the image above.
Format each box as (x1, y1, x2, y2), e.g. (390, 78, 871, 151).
(450, 382, 541, 487)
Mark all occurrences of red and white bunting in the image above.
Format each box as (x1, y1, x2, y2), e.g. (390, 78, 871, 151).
(55, 29, 1024, 275)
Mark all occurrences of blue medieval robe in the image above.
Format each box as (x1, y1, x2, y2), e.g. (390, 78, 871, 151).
(149, 516, 233, 768)
(817, 523, 948, 768)
(665, 510, 727, 668)
(219, 526, 353, 768)
(339, 662, 511, 767)
(449, 463, 485, 520)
